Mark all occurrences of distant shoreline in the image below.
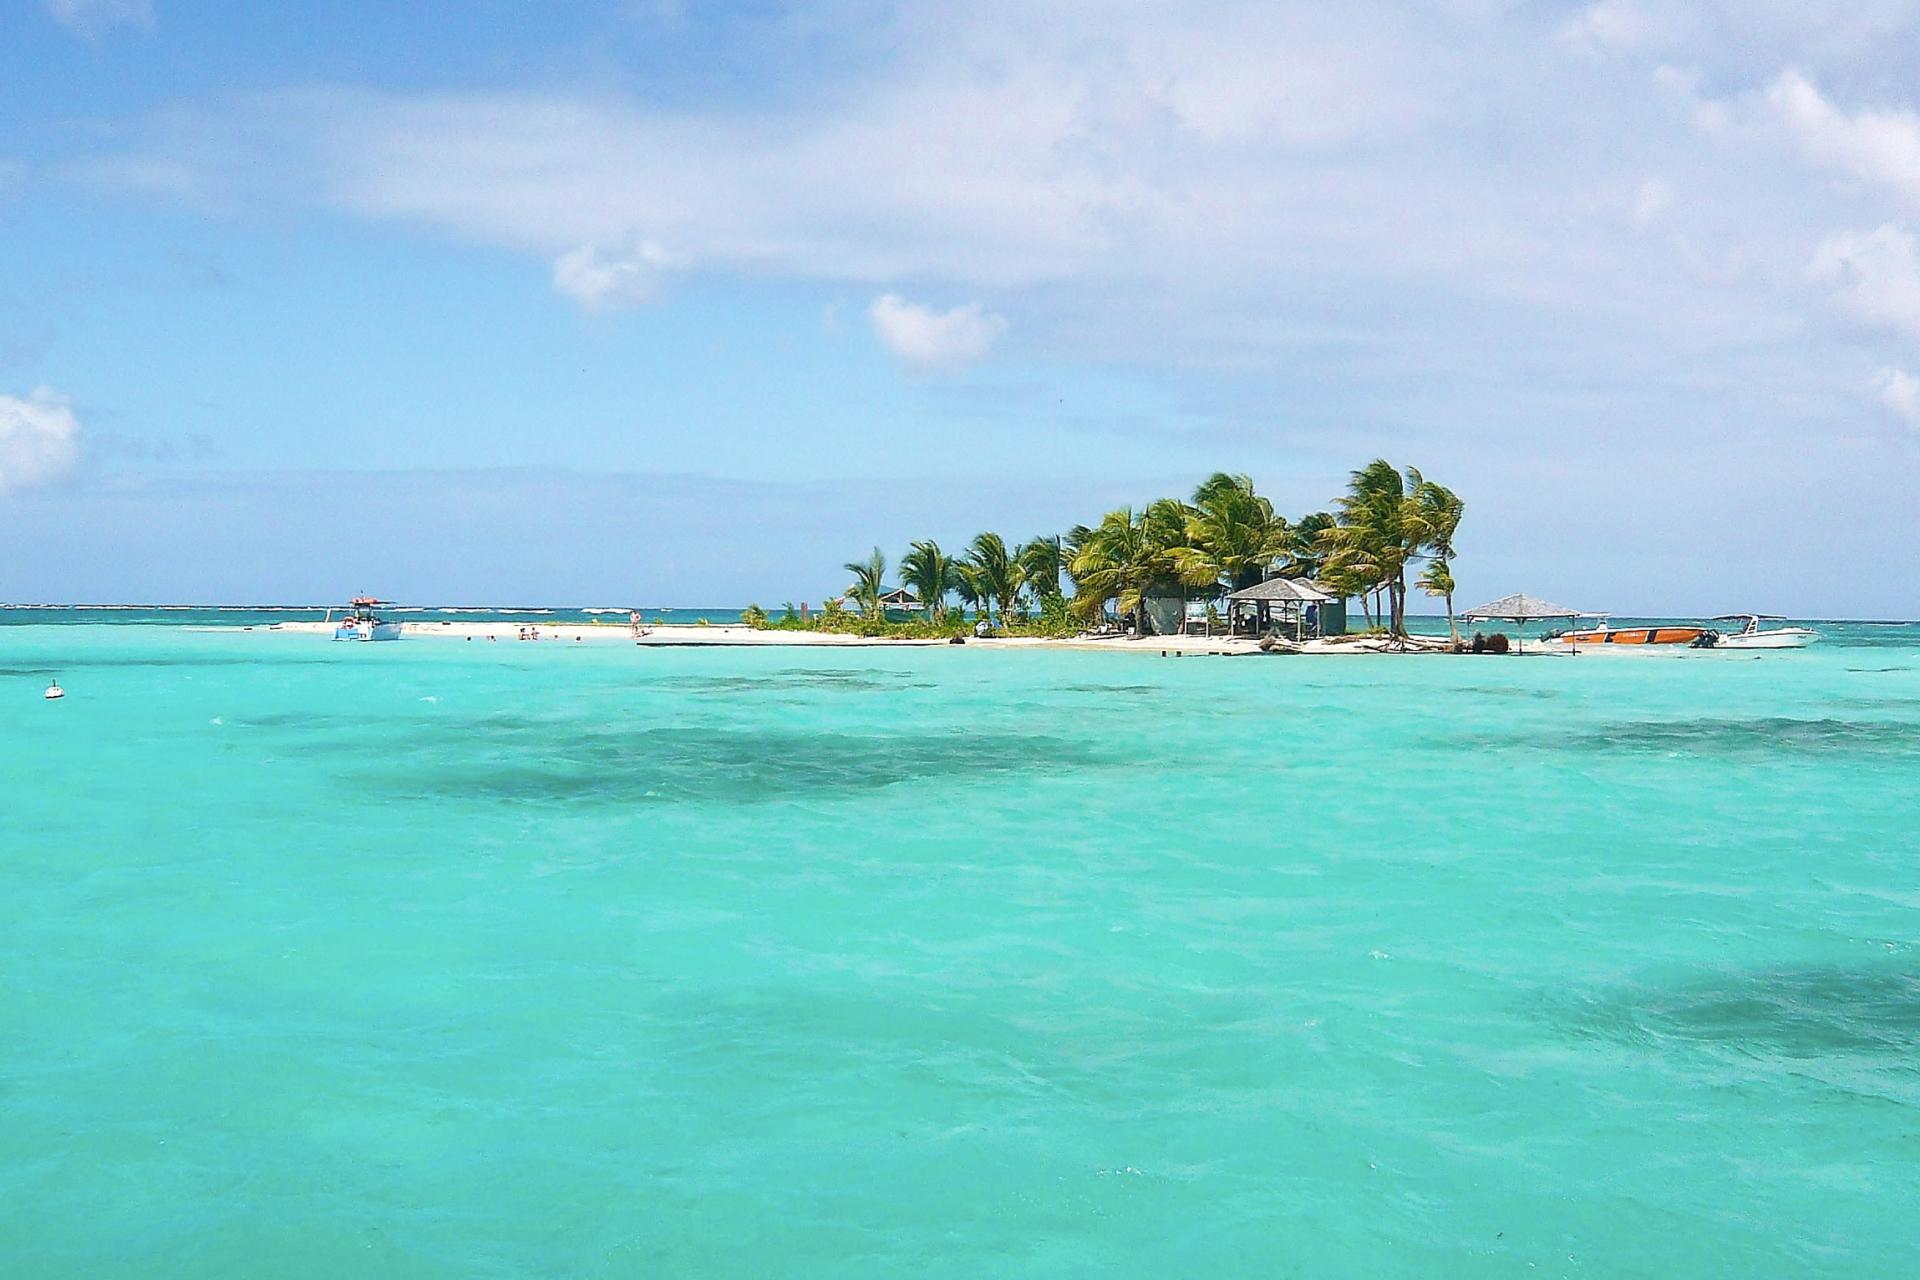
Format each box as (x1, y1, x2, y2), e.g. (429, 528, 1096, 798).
(4, 605, 1913, 624)
(264, 619, 1496, 656)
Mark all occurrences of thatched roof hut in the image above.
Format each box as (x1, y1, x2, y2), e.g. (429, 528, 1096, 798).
(1460, 593, 1592, 623)
(1461, 593, 1604, 651)
(1227, 578, 1335, 605)
(1225, 577, 1344, 638)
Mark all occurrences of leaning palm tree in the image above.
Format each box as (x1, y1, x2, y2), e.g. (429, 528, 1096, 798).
(1168, 472, 1292, 595)
(964, 532, 1023, 625)
(1316, 530, 1385, 630)
(1322, 460, 1426, 640)
(899, 539, 960, 620)
(1069, 506, 1176, 634)
(1417, 559, 1457, 641)
(1060, 522, 1095, 617)
(1015, 534, 1067, 609)
(1281, 511, 1336, 579)
(954, 561, 988, 621)
(842, 546, 887, 617)
(1411, 475, 1465, 640)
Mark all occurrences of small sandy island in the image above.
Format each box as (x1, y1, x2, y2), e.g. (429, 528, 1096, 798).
(266, 619, 1491, 655)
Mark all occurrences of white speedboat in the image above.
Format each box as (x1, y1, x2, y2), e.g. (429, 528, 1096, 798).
(332, 596, 403, 641)
(1693, 615, 1818, 650)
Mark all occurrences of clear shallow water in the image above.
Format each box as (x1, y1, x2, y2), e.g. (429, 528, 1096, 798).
(3, 625, 1918, 1277)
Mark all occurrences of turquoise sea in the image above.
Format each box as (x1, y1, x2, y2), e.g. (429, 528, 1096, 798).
(4, 619, 1918, 1277)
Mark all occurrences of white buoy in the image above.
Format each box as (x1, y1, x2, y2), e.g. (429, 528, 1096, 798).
(44, 679, 65, 700)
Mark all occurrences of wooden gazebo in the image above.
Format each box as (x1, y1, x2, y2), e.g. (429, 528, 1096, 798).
(1225, 577, 1339, 640)
(875, 587, 925, 618)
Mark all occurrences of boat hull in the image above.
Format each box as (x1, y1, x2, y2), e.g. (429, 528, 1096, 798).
(1556, 627, 1706, 646)
(332, 621, 403, 642)
(1712, 630, 1817, 649)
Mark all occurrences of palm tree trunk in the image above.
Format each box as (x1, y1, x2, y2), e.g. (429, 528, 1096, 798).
(1445, 591, 1457, 643)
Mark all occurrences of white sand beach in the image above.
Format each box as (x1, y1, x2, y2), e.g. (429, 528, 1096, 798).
(267, 619, 1479, 655)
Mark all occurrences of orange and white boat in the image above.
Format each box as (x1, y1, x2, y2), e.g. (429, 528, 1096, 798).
(1551, 624, 1707, 646)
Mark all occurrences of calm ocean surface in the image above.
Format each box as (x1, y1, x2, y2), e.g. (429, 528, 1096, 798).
(4, 620, 1918, 1277)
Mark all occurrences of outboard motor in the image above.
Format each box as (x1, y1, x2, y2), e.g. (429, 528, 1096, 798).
(1690, 630, 1721, 649)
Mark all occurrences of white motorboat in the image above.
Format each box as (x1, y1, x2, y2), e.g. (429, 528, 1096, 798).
(1693, 615, 1819, 650)
(332, 596, 404, 642)
(44, 678, 64, 700)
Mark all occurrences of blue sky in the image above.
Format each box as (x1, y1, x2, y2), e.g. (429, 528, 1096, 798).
(4, 0, 1920, 613)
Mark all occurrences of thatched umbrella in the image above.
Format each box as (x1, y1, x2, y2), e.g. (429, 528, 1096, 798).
(1460, 593, 1602, 652)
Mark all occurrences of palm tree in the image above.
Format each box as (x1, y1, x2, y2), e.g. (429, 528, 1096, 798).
(1319, 461, 1415, 637)
(1417, 559, 1457, 640)
(899, 539, 960, 620)
(964, 532, 1022, 625)
(1069, 506, 1177, 634)
(842, 546, 887, 617)
(952, 564, 982, 620)
(1016, 534, 1067, 609)
(1316, 537, 1383, 630)
(1061, 522, 1094, 615)
(1281, 511, 1335, 579)
(1168, 472, 1292, 595)
(1411, 475, 1464, 640)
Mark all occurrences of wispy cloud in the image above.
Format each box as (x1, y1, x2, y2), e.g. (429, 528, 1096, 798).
(868, 295, 1006, 371)
(0, 386, 83, 494)
(1877, 367, 1920, 427)
(1808, 224, 1920, 340)
(1559, 1, 1676, 60)
(43, 0, 153, 40)
(1768, 70, 1920, 209)
(55, 1, 1920, 431)
(552, 238, 684, 308)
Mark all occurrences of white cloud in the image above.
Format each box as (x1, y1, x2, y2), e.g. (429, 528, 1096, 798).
(551, 238, 683, 308)
(868, 295, 1007, 371)
(1808, 224, 1920, 339)
(0, 387, 83, 495)
(1875, 367, 1920, 427)
(1768, 70, 1920, 208)
(43, 0, 153, 39)
(62, 1, 1920, 403)
(1560, 1, 1670, 59)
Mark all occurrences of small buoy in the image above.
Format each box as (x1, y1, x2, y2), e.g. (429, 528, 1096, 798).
(44, 680, 65, 700)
